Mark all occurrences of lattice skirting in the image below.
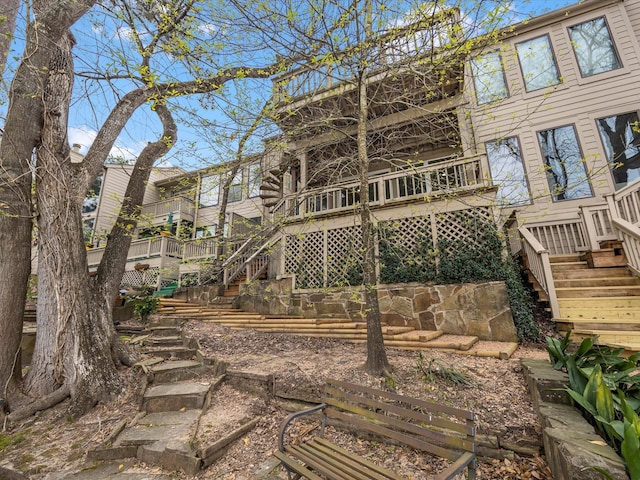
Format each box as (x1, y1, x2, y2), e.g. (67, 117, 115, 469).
(285, 206, 496, 289)
(121, 268, 160, 289)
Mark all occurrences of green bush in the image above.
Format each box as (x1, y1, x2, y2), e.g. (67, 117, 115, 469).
(126, 286, 159, 322)
(547, 332, 640, 479)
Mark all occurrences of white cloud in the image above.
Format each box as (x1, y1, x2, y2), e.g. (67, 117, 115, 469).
(69, 126, 145, 162)
(198, 23, 216, 35)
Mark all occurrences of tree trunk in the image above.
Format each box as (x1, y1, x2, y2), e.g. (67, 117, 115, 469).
(26, 27, 123, 413)
(0, 0, 19, 76)
(0, 0, 95, 410)
(356, 72, 391, 376)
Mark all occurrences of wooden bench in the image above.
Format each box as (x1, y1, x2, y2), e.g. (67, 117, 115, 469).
(275, 379, 477, 480)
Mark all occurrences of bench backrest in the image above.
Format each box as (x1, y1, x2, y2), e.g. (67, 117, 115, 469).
(322, 379, 476, 462)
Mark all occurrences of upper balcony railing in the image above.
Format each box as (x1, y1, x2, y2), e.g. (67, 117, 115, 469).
(274, 12, 459, 102)
(274, 154, 486, 220)
(140, 197, 195, 225)
(86, 235, 183, 268)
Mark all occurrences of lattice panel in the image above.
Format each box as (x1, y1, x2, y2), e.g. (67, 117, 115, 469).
(379, 216, 433, 251)
(327, 225, 363, 287)
(378, 216, 435, 283)
(120, 267, 159, 289)
(435, 207, 493, 255)
(284, 232, 324, 289)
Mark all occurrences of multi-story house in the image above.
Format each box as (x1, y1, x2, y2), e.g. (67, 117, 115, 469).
(82, 155, 264, 289)
(81, 0, 640, 348)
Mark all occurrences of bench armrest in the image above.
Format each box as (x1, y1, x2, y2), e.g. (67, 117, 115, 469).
(278, 403, 328, 452)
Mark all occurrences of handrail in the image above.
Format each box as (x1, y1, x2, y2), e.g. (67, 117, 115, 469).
(519, 226, 560, 319)
(611, 217, 640, 277)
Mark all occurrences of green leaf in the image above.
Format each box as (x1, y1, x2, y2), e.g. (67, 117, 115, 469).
(621, 420, 640, 480)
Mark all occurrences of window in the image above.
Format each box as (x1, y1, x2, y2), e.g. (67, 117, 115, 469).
(516, 35, 560, 92)
(83, 218, 95, 243)
(248, 163, 262, 198)
(195, 225, 216, 238)
(227, 170, 243, 203)
(471, 51, 509, 105)
(597, 112, 640, 188)
(199, 175, 219, 207)
(569, 17, 620, 77)
(537, 125, 592, 201)
(82, 174, 103, 214)
(486, 137, 531, 206)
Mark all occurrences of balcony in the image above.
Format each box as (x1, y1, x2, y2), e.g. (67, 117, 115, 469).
(86, 235, 183, 270)
(139, 197, 195, 227)
(272, 14, 462, 127)
(274, 154, 488, 220)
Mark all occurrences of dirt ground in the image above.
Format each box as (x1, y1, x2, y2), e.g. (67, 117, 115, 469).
(0, 318, 554, 479)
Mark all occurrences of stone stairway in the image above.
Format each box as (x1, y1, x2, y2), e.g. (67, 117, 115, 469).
(158, 298, 520, 359)
(549, 251, 640, 352)
(87, 317, 259, 476)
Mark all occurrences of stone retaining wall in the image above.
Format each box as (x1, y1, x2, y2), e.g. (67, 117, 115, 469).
(235, 278, 518, 342)
(521, 358, 629, 480)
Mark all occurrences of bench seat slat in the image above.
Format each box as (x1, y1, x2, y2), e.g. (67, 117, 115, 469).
(274, 450, 325, 480)
(327, 409, 462, 462)
(310, 437, 404, 480)
(296, 443, 391, 480)
(286, 445, 356, 480)
(325, 385, 472, 436)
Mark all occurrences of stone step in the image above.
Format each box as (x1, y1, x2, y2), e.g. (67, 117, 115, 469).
(149, 360, 211, 383)
(148, 326, 182, 337)
(142, 335, 184, 347)
(117, 410, 202, 474)
(142, 382, 212, 413)
(140, 346, 197, 360)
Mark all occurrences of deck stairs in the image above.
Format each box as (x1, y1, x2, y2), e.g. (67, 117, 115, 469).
(157, 298, 520, 358)
(547, 246, 640, 352)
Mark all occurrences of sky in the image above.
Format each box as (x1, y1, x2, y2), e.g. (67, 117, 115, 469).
(1, 0, 580, 172)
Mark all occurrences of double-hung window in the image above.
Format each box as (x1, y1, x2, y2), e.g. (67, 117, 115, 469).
(486, 137, 531, 206)
(569, 17, 620, 77)
(471, 51, 509, 105)
(516, 35, 561, 92)
(597, 112, 640, 188)
(537, 125, 592, 201)
(199, 175, 220, 207)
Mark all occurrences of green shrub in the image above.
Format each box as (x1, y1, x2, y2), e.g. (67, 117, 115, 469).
(547, 332, 640, 479)
(126, 286, 159, 322)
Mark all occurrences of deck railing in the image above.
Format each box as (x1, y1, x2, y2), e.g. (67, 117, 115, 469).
(273, 14, 457, 101)
(86, 236, 183, 268)
(524, 220, 588, 256)
(279, 155, 486, 220)
(519, 226, 560, 318)
(183, 238, 218, 260)
(140, 197, 195, 223)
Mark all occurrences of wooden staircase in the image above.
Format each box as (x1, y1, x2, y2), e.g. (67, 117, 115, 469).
(548, 249, 640, 352)
(157, 299, 520, 358)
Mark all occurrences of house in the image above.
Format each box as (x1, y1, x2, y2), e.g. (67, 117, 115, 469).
(85, 0, 640, 348)
(83, 154, 264, 289)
